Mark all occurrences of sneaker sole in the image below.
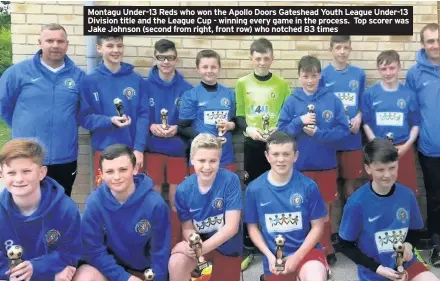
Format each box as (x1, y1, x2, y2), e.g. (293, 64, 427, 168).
(241, 253, 255, 271)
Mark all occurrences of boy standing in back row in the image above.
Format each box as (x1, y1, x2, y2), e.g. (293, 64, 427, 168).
(321, 35, 366, 200)
(79, 35, 149, 187)
(235, 38, 291, 271)
(144, 39, 193, 248)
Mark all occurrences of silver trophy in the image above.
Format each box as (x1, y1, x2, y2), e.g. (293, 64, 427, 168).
(306, 104, 315, 129)
(114, 98, 125, 123)
(7, 245, 24, 270)
(189, 232, 209, 278)
(275, 235, 285, 272)
(160, 108, 169, 130)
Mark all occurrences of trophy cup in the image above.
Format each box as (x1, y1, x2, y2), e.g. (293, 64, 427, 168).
(274, 234, 286, 272)
(393, 242, 405, 273)
(306, 104, 315, 129)
(189, 232, 209, 278)
(7, 245, 24, 270)
(261, 113, 270, 138)
(144, 268, 155, 281)
(160, 108, 169, 130)
(386, 132, 394, 143)
(113, 98, 125, 123)
(215, 115, 227, 143)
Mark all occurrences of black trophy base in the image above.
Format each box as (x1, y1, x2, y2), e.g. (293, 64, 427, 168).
(191, 261, 209, 278)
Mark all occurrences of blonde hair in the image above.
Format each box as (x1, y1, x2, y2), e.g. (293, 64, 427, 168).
(0, 139, 45, 167)
(190, 134, 222, 158)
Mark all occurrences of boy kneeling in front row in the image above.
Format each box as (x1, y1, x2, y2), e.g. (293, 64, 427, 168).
(339, 138, 439, 281)
(168, 133, 243, 281)
(73, 144, 171, 281)
(244, 131, 329, 281)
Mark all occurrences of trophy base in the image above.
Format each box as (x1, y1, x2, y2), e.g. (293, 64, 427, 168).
(217, 136, 226, 143)
(275, 263, 285, 272)
(306, 125, 315, 129)
(191, 261, 209, 278)
(397, 265, 404, 273)
(161, 125, 169, 130)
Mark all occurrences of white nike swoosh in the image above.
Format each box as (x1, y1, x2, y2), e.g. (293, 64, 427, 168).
(260, 201, 271, 207)
(31, 77, 41, 82)
(198, 102, 207, 107)
(423, 81, 429, 86)
(368, 215, 381, 223)
(71, 170, 77, 176)
(325, 82, 335, 87)
(373, 101, 382, 106)
(190, 208, 201, 212)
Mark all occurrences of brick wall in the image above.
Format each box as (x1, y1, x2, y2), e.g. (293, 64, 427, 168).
(9, 1, 439, 228)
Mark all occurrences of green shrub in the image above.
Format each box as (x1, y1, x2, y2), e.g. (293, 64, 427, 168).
(0, 25, 11, 76)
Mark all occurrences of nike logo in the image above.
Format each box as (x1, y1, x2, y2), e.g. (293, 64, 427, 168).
(325, 81, 336, 87)
(260, 201, 271, 207)
(31, 77, 41, 82)
(368, 215, 381, 223)
(373, 101, 382, 106)
(71, 170, 77, 176)
(190, 208, 201, 212)
(198, 102, 207, 107)
(423, 81, 429, 86)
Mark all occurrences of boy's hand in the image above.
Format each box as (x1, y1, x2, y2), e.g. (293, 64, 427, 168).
(111, 115, 131, 127)
(150, 124, 167, 137)
(6, 261, 33, 281)
(133, 150, 144, 170)
(246, 127, 266, 142)
(350, 114, 362, 134)
(54, 265, 76, 281)
(376, 265, 406, 281)
(303, 126, 317, 136)
(396, 143, 410, 158)
(266, 253, 280, 275)
(216, 121, 234, 132)
(281, 254, 300, 275)
(164, 125, 178, 138)
(300, 113, 316, 126)
(171, 241, 196, 260)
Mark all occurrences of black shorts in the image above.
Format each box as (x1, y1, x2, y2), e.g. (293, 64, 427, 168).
(243, 137, 270, 185)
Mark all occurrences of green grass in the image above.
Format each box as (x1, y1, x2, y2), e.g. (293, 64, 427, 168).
(0, 119, 10, 148)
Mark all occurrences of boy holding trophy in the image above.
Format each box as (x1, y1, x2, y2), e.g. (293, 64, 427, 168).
(144, 39, 193, 248)
(78, 35, 149, 187)
(0, 139, 82, 281)
(235, 38, 291, 271)
(339, 138, 438, 281)
(244, 131, 329, 281)
(73, 144, 170, 281)
(168, 134, 243, 281)
(178, 50, 237, 173)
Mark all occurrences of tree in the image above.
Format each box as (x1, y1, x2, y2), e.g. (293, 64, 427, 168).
(0, 1, 11, 76)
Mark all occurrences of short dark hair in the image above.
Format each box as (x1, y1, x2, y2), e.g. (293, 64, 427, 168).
(250, 38, 273, 55)
(97, 35, 123, 45)
(41, 23, 67, 35)
(330, 35, 351, 48)
(363, 138, 398, 165)
(154, 39, 177, 56)
(266, 131, 297, 152)
(420, 23, 439, 43)
(99, 144, 136, 169)
(376, 50, 400, 67)
(195, 49, 221, 68)
(298, 55, 321, 75)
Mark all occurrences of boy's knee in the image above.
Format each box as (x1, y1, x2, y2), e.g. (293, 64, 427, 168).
(72, 264, 107, 281)
(169, 252, 196, 272)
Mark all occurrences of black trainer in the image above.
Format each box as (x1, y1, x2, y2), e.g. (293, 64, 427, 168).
(430, 245, 440, 267)
(326, 253, 338, 266)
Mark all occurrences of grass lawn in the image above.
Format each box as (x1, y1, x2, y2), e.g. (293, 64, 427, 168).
(0, 119, 10, 148)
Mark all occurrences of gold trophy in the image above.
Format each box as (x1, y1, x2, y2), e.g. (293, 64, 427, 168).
(189, 232, 209, 278)
(393, 242, 405, 273)
(386, 132, 394, 143)
(160, 108, 169, 130)
(7, 245, 24, 270)
(261, 113, 270, 138)
(274, 234, 286, 272)
(215, 114, 226, 143)
(114, 98, 126, 123)
(306, 104, 315, 129)
(144, 268, 155, 280)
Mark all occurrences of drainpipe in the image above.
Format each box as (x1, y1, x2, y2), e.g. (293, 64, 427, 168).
(85, 0, 98, 193)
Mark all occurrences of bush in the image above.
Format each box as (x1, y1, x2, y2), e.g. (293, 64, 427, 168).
(0, 25, 11, 76)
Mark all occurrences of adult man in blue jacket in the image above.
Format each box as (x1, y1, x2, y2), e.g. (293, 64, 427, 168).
(406, 23, 440, 266)
(0, 23, 84, 197)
